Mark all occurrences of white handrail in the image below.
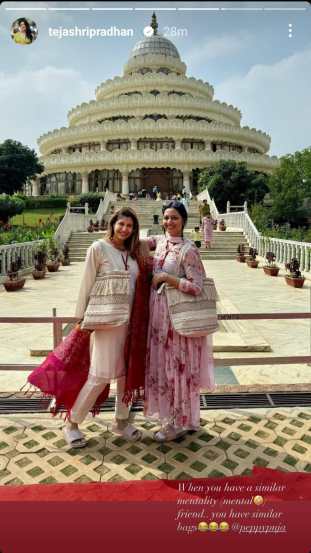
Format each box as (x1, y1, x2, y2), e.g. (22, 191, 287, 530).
(197, 188, 311, 272)
(0, 239, 44, 278)
(96, 190, 116, 222)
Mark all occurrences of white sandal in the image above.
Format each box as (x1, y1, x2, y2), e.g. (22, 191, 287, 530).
(63, 427, 87, 449)
(111, 423, 142, 442)
(153, 425, 188, 443)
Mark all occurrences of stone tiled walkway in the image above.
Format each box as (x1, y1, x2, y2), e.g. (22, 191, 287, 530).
(0, 408, 310, 485)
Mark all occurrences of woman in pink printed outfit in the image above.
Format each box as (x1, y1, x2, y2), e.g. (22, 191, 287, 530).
(202, 213, 214, 249)
(145, 201, 215, 442)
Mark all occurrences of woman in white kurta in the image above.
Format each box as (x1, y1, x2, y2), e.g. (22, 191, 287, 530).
(64, 208, 142, 448)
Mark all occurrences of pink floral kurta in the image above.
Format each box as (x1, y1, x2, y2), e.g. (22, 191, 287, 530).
(202, 216, 213, 243)
(145, 235, 215, 430)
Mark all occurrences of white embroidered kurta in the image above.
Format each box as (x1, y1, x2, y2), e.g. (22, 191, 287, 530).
(75, 240, 139, 380)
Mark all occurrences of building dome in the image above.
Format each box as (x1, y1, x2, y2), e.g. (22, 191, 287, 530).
(37, 12, 279, 198)
(129, 35, 181, 61)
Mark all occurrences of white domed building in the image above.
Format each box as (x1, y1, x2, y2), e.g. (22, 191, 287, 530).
(37, 14, 278, 197)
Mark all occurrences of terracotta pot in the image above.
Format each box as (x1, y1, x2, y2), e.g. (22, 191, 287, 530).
(246, 260, 259, 268)
(3, 278, 25, 291)
(32, 269, 46, 280)
(46, 261, 60, 272)
(219, 225, 226, 231)
(285, 275, 305, 288)
(263, 266, 280, 277)
(236, 255, 246, 263)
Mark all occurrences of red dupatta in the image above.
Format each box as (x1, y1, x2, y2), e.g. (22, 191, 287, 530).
(123, 251, 153, 405)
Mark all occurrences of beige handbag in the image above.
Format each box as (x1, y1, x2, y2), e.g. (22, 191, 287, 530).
(80, 240, 131, 330)
(163, 240, 219, 337)
(81, 270, 130, 330)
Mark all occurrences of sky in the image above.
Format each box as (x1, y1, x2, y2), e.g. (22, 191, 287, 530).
(0, 0, 310, 157)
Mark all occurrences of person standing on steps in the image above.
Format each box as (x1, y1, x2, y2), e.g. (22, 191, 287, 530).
(202, 212, 214, 249)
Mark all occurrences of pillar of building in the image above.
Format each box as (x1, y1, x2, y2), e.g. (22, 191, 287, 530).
(81, 172, 89, 194)
(182, 171, 191, 195)
(175, 140, 182, 150)
(130, 140, 137, 150)
(205, 141, 212, 151)
(32, 178, 40, 197)
(100, 141, 106, 152)
(121, 172, 129, 196)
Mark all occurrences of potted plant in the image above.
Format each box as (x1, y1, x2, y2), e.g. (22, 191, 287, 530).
(218, 219, 226, 231)
(285, 258, 305, 288)
(212, 219, 218, 230)
(61, 243, 70, 266)
(46, 237, 60, 272)
(263, 251, 280, 277)
(32, 242, 48, 279)
(236, 244, 246, 262)
(246, 247, 259, 268)
(93, 220, 99, 231)
(87, 219, 94, 232)
(3, 257, 25, 291)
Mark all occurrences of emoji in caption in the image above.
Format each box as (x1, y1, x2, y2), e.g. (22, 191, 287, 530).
(253, 495, 264, 505)
(209, 521, 218, 532)
(198, 521, 209, 532)
(219, 521, 230, 532)
(143, 26, 154, 37)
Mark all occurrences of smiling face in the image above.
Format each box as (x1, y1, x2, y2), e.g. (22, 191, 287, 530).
(19, 21, 27, 32)
(113, 216, 134, 243)
(163, 208, 184, 237)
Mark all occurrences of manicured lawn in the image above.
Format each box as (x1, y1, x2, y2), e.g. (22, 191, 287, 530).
(12, 209, 65, 227)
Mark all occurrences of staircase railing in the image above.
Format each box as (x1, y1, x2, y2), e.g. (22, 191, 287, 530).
(0, 240, 43, 279)
(54, 203, 89, 249)
(198, 188, 311, 272)
(54, 190, 115, 248)
(95, 190, 116, 222)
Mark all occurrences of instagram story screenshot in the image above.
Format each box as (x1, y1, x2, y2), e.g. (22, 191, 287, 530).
(0, 1, 310, 552)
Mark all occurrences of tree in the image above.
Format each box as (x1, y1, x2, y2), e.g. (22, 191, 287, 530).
(198, 161, 269, 212)
(0, 139, 44, 195)
(266, 148, 311, 227)
(0, 195, 25, 225)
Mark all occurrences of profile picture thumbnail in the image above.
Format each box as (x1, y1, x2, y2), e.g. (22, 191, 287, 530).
(11, 17, 38, 45)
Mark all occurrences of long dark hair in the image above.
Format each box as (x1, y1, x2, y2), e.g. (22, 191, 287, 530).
(107, 207, 140, 257)
(17, 18, 33, 43)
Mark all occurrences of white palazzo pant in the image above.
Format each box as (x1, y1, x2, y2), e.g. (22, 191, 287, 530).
(70, 374, 130, 424)
(69, 326, 131, 425)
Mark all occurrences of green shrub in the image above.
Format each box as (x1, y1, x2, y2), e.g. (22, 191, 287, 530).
(15, 194, 68, 209)
(0, 195, 25, 224)
(0, 223, 57, 245)
(77, 193, 104, 213)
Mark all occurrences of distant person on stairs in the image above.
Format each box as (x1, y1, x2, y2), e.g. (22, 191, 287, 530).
(202, 212, 213, 249)
(191, 226, 202, 249)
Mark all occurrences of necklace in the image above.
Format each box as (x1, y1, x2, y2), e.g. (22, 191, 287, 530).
(107, 238, 129, 270)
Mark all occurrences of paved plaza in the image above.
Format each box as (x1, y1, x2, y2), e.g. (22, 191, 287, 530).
(0, 255, 310, 390)
(0, 255, 310, 485)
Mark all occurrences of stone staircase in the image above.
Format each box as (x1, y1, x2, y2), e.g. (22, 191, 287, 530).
(67, 231, 106, 262)
(184, 230, 249, 260)
(113, 198, 201, 228)
(67, 199, 249, 261)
